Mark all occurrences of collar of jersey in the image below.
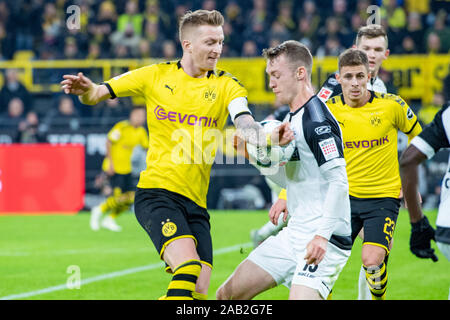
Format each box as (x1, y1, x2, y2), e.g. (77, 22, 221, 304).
(289, 95, 316, 117)
(177, 60, 216, 79)
(340, 90, 375, 106)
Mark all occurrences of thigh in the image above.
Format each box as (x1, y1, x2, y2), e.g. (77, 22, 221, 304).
(246, 228, 297, 287)
(436, 242, 450, 261)
(361, 198, 400, 254)
(134, 188, 197, 260)
(218, 259, 277, 300)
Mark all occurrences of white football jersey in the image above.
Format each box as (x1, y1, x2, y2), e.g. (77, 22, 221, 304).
(283, 95, 351, 247)
(410, 102, 450, 244)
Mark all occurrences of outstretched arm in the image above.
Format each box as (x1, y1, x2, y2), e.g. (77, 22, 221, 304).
(400, 145, 438, 262)
(234, 114, 294, 147)
(60, 72, 111, 105)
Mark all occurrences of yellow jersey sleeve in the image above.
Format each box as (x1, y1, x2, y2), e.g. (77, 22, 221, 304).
(103, 65, 157, 98)
(222, 71, 248, 103)
(389, 94, 422, 142)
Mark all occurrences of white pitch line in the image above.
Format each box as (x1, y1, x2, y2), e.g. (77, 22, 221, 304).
(0, 242, 252, 300)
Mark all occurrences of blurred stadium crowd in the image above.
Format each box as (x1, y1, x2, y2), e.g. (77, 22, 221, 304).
(0, 0, 449, 209)
(1, 0, 450, 129)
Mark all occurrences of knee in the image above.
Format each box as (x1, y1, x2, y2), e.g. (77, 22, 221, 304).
(216, 284, 229, 300)
(362, 249, 386, 268)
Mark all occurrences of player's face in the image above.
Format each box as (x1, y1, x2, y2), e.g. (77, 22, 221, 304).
(130, 108, 146, 127)
(337, 65, 370, 103)
(266, 54, 298, 105)
(189, 25, 224, 71)
(355, 36, 389, 76)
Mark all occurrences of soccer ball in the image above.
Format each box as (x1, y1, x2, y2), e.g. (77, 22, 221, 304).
(246, 120, 296, 168)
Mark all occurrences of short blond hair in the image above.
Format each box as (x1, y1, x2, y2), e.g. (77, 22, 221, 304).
(179, 10, 224, 41)
(356, 24, 388, 47)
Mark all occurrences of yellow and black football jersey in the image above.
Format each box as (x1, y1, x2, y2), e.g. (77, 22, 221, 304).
(326, 91, 422, 198)
(102, 120, 149, 174)
(103, 61, 248, 208)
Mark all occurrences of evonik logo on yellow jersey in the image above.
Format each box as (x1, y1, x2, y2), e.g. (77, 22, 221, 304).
(154, 105, 218, 127)
(344, 135, 389, 149)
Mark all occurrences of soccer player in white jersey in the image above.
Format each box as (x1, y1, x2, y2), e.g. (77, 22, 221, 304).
(251, 25, 391, 299)
(400, 102, 450, 261)
(217, 40, 352, 300)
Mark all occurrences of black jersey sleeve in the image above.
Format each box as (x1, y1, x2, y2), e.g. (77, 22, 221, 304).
(419, 103, 450, 152)
(272, 105, 290, 121)
(317, 72, 342, 102)
(302, 96, 345, 168)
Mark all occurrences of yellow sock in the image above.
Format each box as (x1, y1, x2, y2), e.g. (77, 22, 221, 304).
(363, 262, 388, 300)
(164, 259, 201, 300)
(192, 292, 208, 300)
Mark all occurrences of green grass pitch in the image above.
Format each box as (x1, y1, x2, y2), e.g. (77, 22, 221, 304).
(0, 209, 448, 300)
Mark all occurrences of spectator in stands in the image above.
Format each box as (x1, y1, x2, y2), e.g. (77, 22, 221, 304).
(137, 39, 152, 59)
(267, 21, 291, 45)
(117, 0, 143, 36)
(45, 96, 80, 131)
(41, 2, 62, 49)
(241, 39, 259, 57)
(242, 21, 268, 54)
(330, 0, 351, 30)
(426, 31, 444, 53)
(202, 0, 217, 11)
(224, 1, 245, 35)
(222, 21, 241, 57)
(295, 0, 321, 42)
(248, 0, 272, 28)
(425, 9, 450, 53)
(110, 23, 142, 57)
(0, 69, 32, 113)
(161, 39, 177, 60)
(144, 0, 171, 39)
(275, 1, 296, 34)
(86, 41, 102, 60)
(143, 19, 165, 57)
(380, 0, 407, 30)
(15, 110, 46, 143)
(316, 35, 345, 59)
(401, 35, 420, 54)
(2, 97, 25, 128)
(317, 17, 348, 50)
(406, 12, 425, 52)
(62, 37, 83, 60)
(88, 0, 117, 53)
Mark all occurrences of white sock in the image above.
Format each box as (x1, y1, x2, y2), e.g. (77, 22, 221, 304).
(258, 214, 286, 239)
(357, 264, 372, 300)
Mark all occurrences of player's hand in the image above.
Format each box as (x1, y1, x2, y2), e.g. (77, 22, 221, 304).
(271, 122, 294, 146)
(410, 215, 438, 262)
(232, 133, 249, 159)
(304, 235, 328, 265)
(269, 198, 288, 226)
(60, 72, 94, 96)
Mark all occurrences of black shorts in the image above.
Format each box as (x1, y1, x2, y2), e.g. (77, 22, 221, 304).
(109, 173, 135, 193)
(350, 196, 400, 253)
(134, 188, 212, 269)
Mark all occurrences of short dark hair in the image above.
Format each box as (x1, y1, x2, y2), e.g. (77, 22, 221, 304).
(179, 10, 224, 41)
(356, 24, 388, 47)
(338, 48, 369, 72)
(262, 40, 313, 77)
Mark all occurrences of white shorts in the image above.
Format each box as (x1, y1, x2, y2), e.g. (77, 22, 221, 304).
(436, 241, 450, 261)
(247, 227, 351, 299)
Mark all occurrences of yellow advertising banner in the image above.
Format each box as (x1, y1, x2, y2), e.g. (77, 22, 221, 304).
(0, 55, 449, 104)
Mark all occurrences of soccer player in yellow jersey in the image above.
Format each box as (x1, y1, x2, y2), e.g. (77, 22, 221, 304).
(326, 48, 422, 299)
(60, 10, 293, 300)
(90, 107, 148, 232)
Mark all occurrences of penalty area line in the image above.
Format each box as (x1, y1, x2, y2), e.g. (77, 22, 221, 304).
(0, 242, 252, 300)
